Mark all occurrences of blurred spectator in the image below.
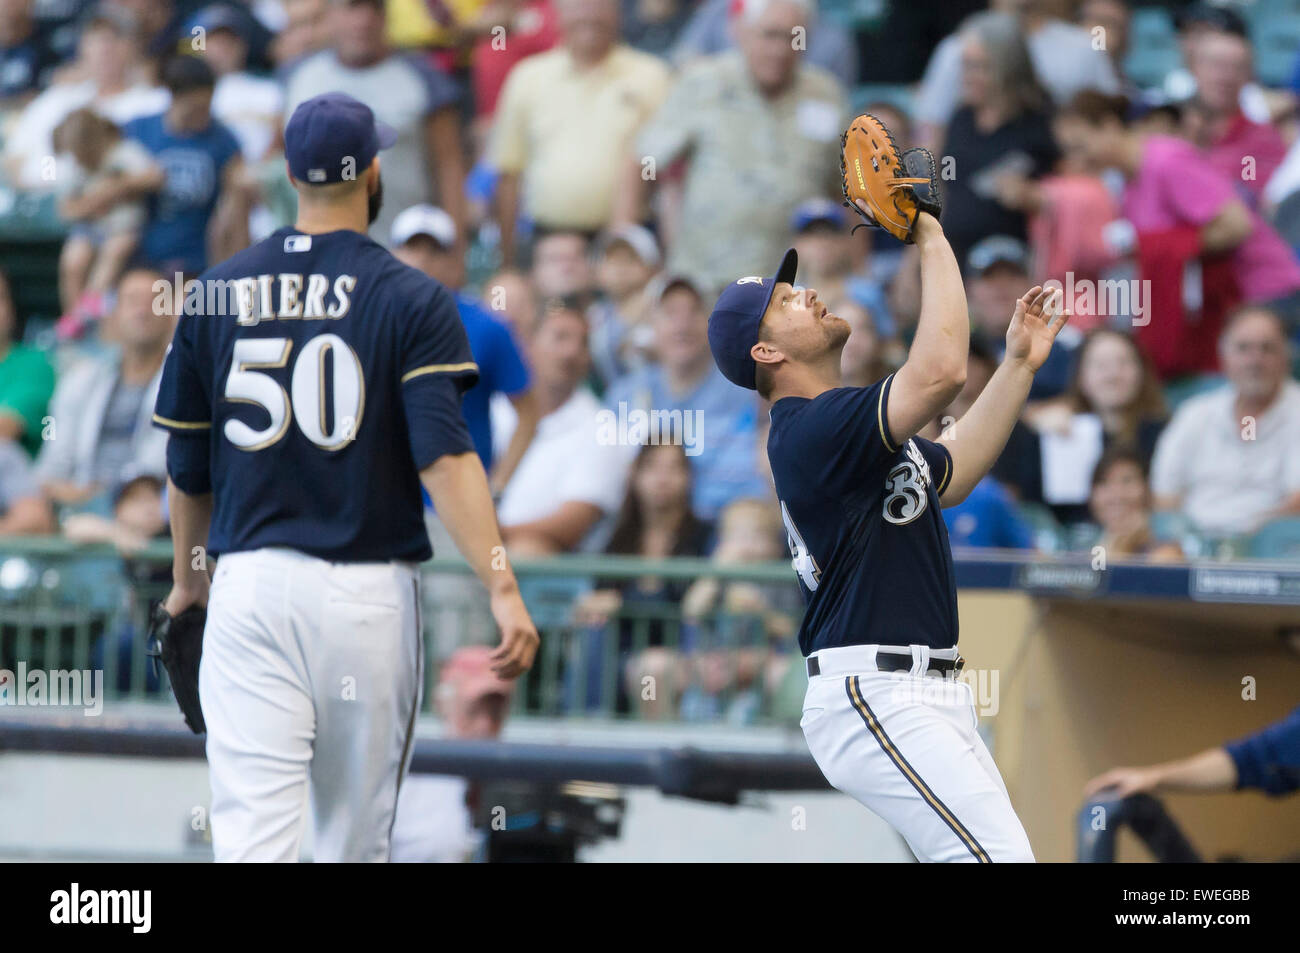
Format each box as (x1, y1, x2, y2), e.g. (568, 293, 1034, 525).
(604, 275, 767, 520)
(1076, 0, 1129, 86)
(1151, 307, 1300, 537)
(0, 439, 54, 533)
(1056, 91, 1300, 372)
(3, 7, 167, 189)
(1086, 446, 1182, 562)
(1163, 3, 1270, 125)
(965, 235, 1078, 400)
(192, 4, 285, 241)
(489, 0, 669, 264)
(620, 0, 689, 59)
(469, 0, 559, 134)
(491, 297, 629, 553)
(836, 293, 894, 388)
(194, 5, 283, 164)
(530, 228, 593, 299)
(619, 0, 846, 291)
(61, 470, 165, 552)
(1085, 704, 1300, 800)
(678, 497, 794, 724)
(589, 223, 660, 388)
(1182, 26, 1286, 208)
(124, 54, 247, 277)
(0, 268, 56, 459)
(1026, 328, 1166, 526)
(926, 347, 1034, 551)
(789, 198, 856, 305)
(390, 646, 517, 863)
(671, 0, 857, 88)
(915, 0, 1118, 150)
(391, 203, 538, 493)
(52, 108, 161, 324)
(0, 0, 56, 111)
(570, 441, 711, 714)
(271, 0, 330, 66)
(284, 0, 466, 245)
(937, 12, 1060, 270)
(481, 266, 540, 339)
(34, 267, 170, 508)
(109, 0, 191, 72)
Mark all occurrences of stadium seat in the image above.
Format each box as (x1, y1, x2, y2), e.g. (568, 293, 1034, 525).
(1124, 8, 1182, 89)
(1014, 502, 1067, 552)
(1244, 517, 1300, 559)
(1252, 19, 1300, 87)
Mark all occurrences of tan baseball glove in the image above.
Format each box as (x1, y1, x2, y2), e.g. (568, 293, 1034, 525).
(840, 113, 942, 244)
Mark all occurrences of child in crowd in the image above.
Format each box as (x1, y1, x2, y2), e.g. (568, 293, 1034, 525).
(52, 108, 161, 337)
(678, 498, 798, 724)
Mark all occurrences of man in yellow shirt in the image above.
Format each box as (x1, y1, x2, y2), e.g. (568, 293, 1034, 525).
(489, 0, 669, 264)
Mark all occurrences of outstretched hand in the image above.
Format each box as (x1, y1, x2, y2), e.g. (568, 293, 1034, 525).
(1006, 285, 1070, 373)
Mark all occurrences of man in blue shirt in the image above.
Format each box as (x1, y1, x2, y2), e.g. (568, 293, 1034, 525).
(125, 55, 246, 277)
(390, 203, 538, 495)
(605, 275, 768, 520)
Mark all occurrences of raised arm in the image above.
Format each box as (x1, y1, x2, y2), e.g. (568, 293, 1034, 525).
(939, 287, 1068, 504)
(885, 212, 969, 443)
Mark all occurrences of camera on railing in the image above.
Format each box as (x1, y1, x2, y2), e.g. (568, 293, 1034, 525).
(471, 780, 625, 863)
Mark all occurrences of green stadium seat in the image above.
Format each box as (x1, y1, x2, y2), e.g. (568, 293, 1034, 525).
(1244, 517, 1300, 559)
(1124, 7, 1181, 89)
(1252, 19, 1300, 88)
(1014, 501, 1067, 552)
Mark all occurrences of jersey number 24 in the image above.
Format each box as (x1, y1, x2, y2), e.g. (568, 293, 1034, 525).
(224, 335, 364, 451)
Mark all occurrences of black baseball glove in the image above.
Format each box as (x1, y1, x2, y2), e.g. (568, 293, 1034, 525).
(146, 602, 207, 734)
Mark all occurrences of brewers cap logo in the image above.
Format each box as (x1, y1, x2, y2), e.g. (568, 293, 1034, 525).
(737, 277, 764, 286)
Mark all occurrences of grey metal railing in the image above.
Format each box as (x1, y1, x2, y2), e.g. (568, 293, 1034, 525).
(0, 537, 806, 725)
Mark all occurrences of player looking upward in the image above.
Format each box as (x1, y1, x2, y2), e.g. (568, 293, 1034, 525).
(706, 119, 1069, 862)
(151, 92, 538, 862)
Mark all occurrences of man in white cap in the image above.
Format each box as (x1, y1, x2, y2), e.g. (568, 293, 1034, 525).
(391, 203, 539, 496)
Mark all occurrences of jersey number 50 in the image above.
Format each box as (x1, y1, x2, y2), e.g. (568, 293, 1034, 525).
(224, 335, 364, 451)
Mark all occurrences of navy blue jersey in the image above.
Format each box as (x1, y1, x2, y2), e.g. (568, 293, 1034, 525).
(153, 226, 479, 562)
(767, 373, 958, 656)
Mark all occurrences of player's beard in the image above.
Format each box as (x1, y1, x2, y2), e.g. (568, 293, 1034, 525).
(367, 175, 384, 226)
(823, 312, 851, 351)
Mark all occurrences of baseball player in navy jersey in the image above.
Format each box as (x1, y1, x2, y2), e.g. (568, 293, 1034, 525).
(152, 92, 538, 862)
(708, 210, 1068, 862)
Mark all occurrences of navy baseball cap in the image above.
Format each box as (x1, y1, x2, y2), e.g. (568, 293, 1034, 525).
(284, 93, 396, 185)
(708, 248, 798, 390)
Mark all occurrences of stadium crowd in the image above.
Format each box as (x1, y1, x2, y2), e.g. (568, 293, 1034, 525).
(3, 0, 1300, 718)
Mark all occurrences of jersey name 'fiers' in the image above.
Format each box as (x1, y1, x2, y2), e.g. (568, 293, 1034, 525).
(767, 373, 959, 656)
(153, 227, 480, 564)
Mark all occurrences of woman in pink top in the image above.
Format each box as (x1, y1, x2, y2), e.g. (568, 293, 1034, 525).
(1054, 91, 1300, 316)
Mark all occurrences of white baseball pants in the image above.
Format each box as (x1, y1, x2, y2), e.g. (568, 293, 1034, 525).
(800, 644, 1034, 863)
(199, 547, 423, 862)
